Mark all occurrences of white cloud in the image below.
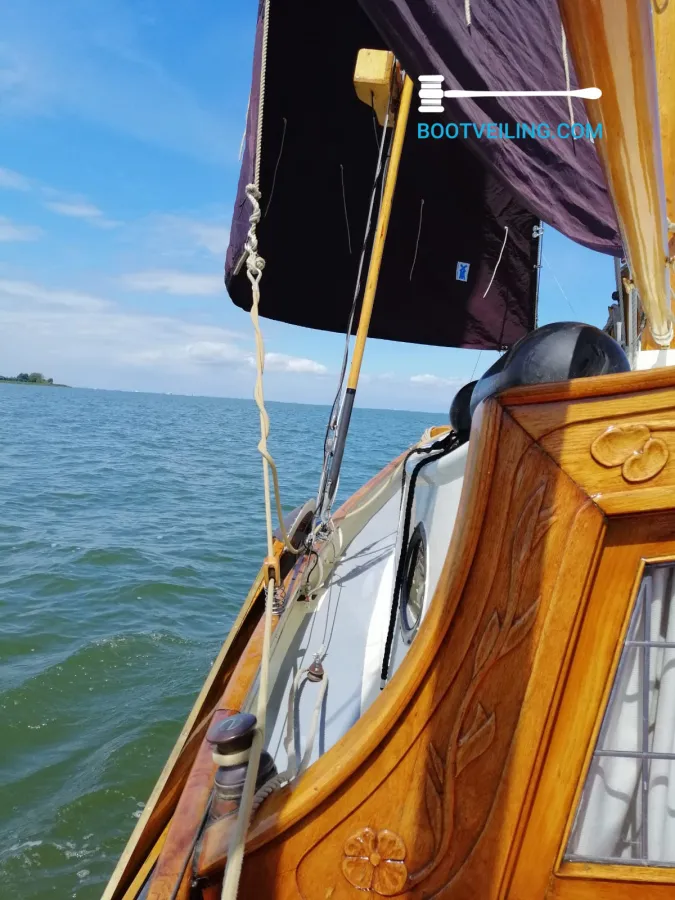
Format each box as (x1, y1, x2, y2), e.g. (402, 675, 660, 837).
(0, 163, 117, 227)
(130, 214, 231, 260)
(43, 198, 119, 229)
(0, 278, 330, 396)
(189, 222, 230, 255)
(410, 373, 457, 387)
(264, 353, 328, 375)
(0, 278, 108, 311)
(0, 167, 31, 190)
(0, 216, 42, 241)
(122, 269, 224, 296)
(158, 217, 229, 256)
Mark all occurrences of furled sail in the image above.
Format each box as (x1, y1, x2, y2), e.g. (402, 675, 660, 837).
(225, 0, 621, 351)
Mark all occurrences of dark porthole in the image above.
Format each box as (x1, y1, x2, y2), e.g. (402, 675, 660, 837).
(400, 523, 427, 644)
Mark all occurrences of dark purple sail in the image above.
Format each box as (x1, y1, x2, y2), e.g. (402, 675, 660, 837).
(225, 0, 620, 351)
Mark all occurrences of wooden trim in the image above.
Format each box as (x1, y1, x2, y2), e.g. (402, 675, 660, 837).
(506, 381, 675, 516)
(549, 876, 675, 898)
(121, 823, 170, 900)
(511, 514, 675, 899)
(558, 860, 675, 886)
(553, 557, 646, 874)
(500, 367, 675, 408)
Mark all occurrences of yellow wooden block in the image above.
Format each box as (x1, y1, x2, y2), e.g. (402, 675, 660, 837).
(353, 49, 396, 126)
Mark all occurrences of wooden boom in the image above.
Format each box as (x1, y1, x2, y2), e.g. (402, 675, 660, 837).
(558, 0, 673, 347)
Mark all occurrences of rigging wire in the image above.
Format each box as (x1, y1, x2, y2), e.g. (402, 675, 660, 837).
(315, 80, 396, 521)
(542, 251, 578, 318)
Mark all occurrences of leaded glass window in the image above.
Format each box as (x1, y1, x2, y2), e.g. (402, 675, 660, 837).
(566, 563, 675, 865)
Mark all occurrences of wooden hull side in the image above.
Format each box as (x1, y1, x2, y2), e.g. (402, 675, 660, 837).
(196, 367, 675, 899)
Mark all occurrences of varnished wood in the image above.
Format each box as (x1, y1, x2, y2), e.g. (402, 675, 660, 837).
(501, 366, 675, 408)
(549, 877, 675, 899)
(121, 823, 170, 900)
(506, 376, 675, 515)
(559, 860, 675, 886)
(346, 75, 413, 391)
(558, 0, 672, 346)
(643, 0, 675, 350)
(511, 514, 675, 899)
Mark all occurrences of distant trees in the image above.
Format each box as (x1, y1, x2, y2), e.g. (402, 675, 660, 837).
(2, 372, 55, 385)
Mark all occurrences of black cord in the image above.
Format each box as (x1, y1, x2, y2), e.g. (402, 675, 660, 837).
(381, 432, 459, 685)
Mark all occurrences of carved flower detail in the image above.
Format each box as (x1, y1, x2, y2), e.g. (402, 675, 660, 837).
(591, 423, 669, 483)
(341, 827, 407, 895)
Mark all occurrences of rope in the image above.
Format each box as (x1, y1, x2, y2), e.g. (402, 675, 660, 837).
(253, 0, 270, 190)
(243, 184, 301, 557)
(283, 661, 329, 778)
(380, 432, 459, 686)
(219, 0, 301, 881)
(465, 0, 471, 27)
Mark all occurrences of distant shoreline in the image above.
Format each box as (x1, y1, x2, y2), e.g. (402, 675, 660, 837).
(0, 378, 70, 388)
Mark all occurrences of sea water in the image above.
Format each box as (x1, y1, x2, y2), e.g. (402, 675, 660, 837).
(0, 384, 433, 898)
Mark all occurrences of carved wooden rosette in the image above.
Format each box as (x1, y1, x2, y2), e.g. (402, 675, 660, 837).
(202, 367, 675, 900)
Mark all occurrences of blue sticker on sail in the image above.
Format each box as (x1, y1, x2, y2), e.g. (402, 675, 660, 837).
(456, 262, 470, 282)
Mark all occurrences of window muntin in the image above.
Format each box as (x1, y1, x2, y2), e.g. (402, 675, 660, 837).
(566, 563, 675, 865)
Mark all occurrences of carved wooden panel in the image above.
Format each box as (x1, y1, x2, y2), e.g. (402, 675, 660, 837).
(507, 383, 675, 515)
(227, 408, 605, 900)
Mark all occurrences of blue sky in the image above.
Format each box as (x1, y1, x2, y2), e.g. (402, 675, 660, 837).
(0, 0, 616, 412)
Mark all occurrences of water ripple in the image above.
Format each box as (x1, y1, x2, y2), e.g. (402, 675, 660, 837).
(0, 384, 433, 897)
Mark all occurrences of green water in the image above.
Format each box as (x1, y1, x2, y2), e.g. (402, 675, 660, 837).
(0, 384, 433, 898)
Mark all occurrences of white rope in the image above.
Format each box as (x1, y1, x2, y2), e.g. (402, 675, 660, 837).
(465, 0, 471, 27)
(282, 660, 329, 779)
(242, 185, 301, 557)
(482, 226, 509, 298)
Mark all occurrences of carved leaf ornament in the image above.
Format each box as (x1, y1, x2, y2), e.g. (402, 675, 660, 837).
(590, 423, 675, 483)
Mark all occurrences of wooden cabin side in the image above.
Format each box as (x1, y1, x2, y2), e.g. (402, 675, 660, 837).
(192, 367, 675, 900)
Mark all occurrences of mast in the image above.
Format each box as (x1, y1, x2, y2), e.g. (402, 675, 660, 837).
(557, 0, 673, 349)
(642, 1, 675, 350)
(317, 70, 414, 521)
